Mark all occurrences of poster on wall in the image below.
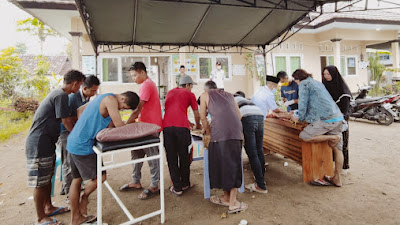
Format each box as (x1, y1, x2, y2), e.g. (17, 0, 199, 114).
(185, 54, 197, 76)
(172, 54, 180, 75)
(255, 54, 265, 78)
(82, 55, 96, 75)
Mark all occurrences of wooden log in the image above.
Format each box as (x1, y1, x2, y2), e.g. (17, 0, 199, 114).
(302, 142, 334, 182)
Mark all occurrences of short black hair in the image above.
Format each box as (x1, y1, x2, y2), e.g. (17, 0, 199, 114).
(63, 70, 85, 85)
(82, 75, 100, 88)
(234, 91, 245, 98)
(121, 91, 140, 110)
(180, 65, 185, 69)
(129, 62, 147, 73)
(204, 80, 218, 90)
(277, 71, 288, 79)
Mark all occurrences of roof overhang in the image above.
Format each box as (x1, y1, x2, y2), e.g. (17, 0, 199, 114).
(74, 0, 348, 53)
(9, 0, 79, 40)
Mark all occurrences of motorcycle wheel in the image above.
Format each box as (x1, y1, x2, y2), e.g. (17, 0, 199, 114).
(377, 108, 394, 125)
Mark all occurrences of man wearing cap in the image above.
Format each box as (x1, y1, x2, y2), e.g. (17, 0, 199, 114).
(210, 61, 225, 89)
(163, 75, 201, 196)
(251, 75, 286, 118)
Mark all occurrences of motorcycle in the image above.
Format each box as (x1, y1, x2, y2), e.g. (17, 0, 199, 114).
(349, 86, 395, 125)
(382, 94, 400, 122)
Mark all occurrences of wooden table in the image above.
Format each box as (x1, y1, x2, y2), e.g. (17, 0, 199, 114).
(263, 118, 334, 182)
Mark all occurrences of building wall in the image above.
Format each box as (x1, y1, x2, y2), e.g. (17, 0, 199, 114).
(77, 27, 397, 98)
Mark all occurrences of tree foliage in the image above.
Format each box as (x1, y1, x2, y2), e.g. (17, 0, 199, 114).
(24, 55, 50, 100)
(368, 53, 386, 96)
(15, 42, 27, 55)
(0, 47, 27, 98)
(16, 18, 59, 54)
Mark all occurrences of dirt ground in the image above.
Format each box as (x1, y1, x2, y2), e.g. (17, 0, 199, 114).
(0, 120, 399, 225)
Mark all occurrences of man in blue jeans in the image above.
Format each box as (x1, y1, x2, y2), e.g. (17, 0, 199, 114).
(234, 91, 268, 194)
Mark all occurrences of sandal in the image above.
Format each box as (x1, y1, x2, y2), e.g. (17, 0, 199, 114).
(210, 195, 229, 207)
(245, 183, 268, 194)
(228, 202, 248, 214)
(169, 186, 182, 196)
(182, 184, 195, 193)
(138, 188, 160, 200)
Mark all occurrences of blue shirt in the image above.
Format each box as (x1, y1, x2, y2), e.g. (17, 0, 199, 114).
(280, 81, 299, 112)
(298, 77, 343, 123)
(67, 93, 113, 155)
(251, 86, 278, 118)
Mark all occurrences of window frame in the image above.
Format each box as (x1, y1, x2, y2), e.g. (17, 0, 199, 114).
(272, 54, 303, 77)
(319, 55, 358, 76)
(196, 54, 232, 81)
(98, 54, 173, 87)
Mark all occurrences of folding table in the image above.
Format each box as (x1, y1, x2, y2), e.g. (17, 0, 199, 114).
(93, 135, 165, 225)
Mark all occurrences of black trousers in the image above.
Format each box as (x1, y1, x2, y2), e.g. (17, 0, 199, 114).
(163, 127, 192, 192)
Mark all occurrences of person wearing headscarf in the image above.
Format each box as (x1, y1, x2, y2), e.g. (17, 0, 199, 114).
(322, 66, 351, 170)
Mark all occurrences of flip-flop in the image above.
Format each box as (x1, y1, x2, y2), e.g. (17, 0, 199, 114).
(245, 183, 268, 194)
(309, 179, 333, 186)
(37, 218, 61, 225)
(80, 215, 97, 225)
(119, 184, 143, 192)
(47, 206, 70, 217)
(169, 186, 183, 196)
(138, 189, 160, 200)
(324, 175, 341, 187)
(210, 196, 229, 207)
(182, 184, 195, 193)
(228, 202, 248, 214)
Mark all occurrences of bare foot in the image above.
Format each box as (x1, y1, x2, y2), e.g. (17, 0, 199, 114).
(72, 214, 96, 225)
(328, 135, 340, 148)
(128, 183, 142, 189)
(36, 217, 61, 225)
(324, 175, 342, 187)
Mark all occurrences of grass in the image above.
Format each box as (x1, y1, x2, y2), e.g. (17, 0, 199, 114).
(0, 110, 33, 142)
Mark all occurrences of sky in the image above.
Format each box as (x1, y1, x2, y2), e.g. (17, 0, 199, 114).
(0, 0, 68, 55)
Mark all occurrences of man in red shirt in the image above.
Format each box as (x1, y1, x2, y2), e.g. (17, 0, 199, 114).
(119, 62, 163, 200)
(163, 76, 201, 196)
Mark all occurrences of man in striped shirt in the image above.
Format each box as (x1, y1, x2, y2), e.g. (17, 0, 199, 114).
(234, 91, 268, 194)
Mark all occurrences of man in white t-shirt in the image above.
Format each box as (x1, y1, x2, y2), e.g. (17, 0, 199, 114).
(210, 61, 225, 89)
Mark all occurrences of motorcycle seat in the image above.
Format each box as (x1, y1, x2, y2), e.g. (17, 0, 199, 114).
(355, 97, 383, 104)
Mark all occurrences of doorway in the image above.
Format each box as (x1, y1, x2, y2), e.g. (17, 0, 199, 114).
(148, 56, 170, 101)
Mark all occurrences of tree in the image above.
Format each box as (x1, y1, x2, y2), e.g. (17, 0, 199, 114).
(0, 47, 27, 99)
(15, 42, 27, 55)
(368, 53, 386, 96)
(24, 55, 50, 100)
(16, 18, 59, 55)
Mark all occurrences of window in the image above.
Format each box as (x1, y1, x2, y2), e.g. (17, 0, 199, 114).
(274, 55, 301, 76)
(102, 58, 118, 82)
(320, 56, 356, 76)
(199, 57, 212, 80)
(347, 57, 356, 75)
(198, 55, 231, 80)
(100, 56, 159, 83)
(121, 57, 149, 83)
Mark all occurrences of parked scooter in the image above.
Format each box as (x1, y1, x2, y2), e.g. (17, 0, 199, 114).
(383, 94, 400, 122)
(349, 86, 395, 125)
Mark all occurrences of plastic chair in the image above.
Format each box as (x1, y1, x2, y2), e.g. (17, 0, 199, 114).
(51, 147, 63, 197)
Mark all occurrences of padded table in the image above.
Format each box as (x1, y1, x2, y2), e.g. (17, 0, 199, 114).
(93, 135, 165, 225)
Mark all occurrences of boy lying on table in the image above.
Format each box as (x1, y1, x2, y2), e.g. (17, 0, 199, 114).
(66, 92, 140, 225)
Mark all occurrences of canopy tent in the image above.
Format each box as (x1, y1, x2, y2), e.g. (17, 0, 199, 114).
(75, 0, 349, 53)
